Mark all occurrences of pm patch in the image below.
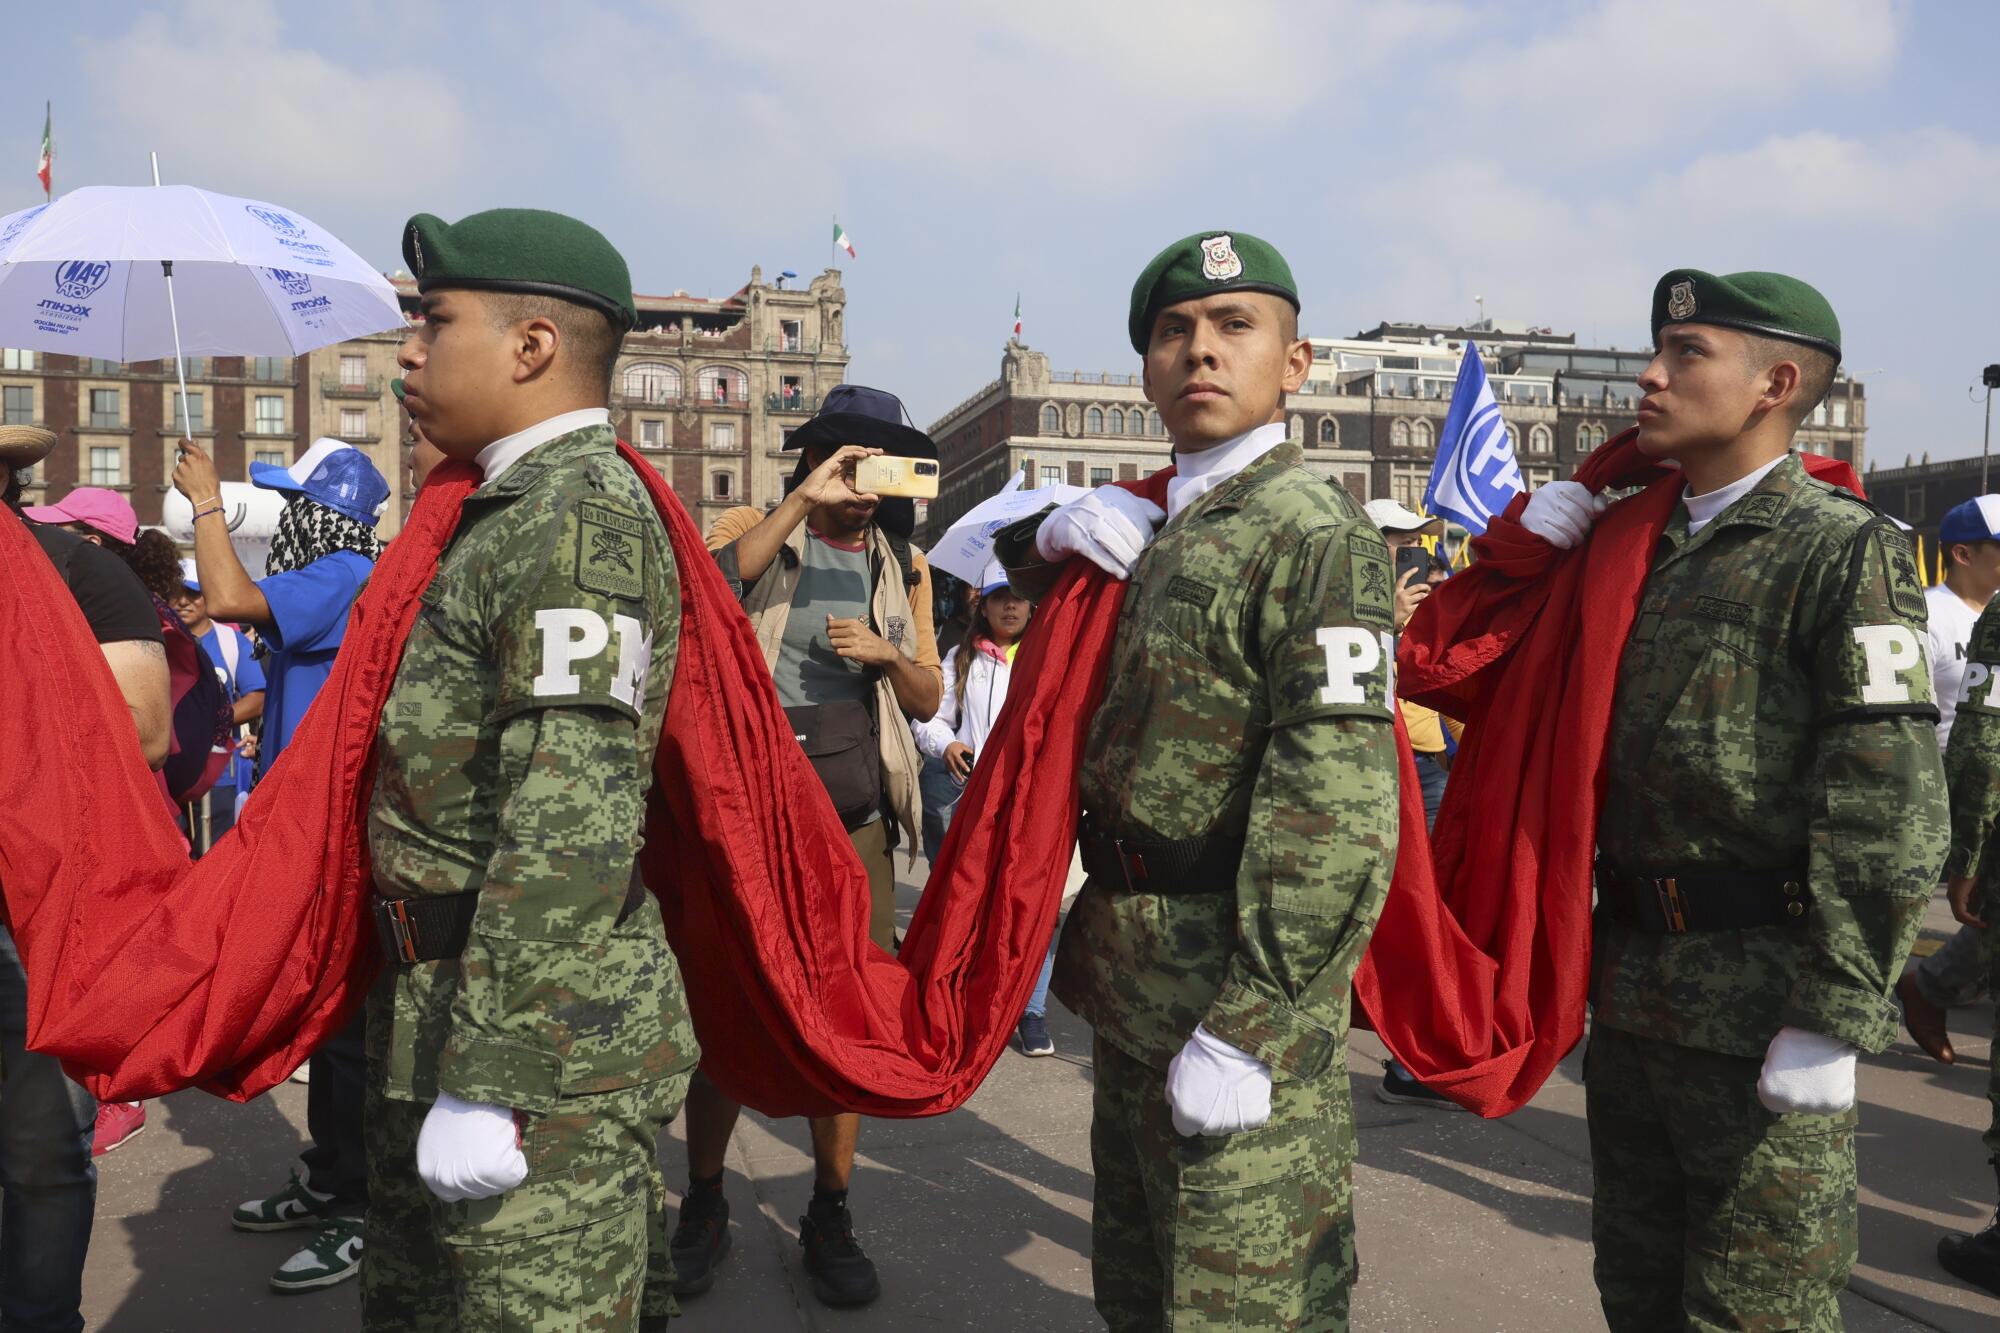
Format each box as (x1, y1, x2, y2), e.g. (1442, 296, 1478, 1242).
(1876, 526, 1925, 621)
(1350, 547, 1394, 624)
(575, 501, 646, 602)
(1167, 575, 1217, 610)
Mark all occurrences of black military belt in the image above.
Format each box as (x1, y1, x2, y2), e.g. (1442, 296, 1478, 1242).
(373, 889, 480, 963)
(1597, 858, 1812, 934)
(1079, 825, 1244, 898)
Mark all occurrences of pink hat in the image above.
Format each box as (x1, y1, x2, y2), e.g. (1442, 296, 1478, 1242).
(22, 487, 140, 545)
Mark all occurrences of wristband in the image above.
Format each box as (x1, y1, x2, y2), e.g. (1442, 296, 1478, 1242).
(192, 499, 225, 521)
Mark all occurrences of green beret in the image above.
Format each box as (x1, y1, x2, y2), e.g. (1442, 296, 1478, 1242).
(1128, 231, 1299, 353)
(1651, 269, 1840, 360)
(402, 208, 637, 331)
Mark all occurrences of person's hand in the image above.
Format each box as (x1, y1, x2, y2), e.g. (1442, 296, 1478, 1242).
(416, 1092, 528, 1203)
(1034, 485, 1167, 579)
(944, 741, 975, 782)
(1165, 1025, 1273, 1136)
(237, 734, 258, 761)
(1756, 1027, 1858, 1115)
(1947, 874, 1986, 929)
(1519, 480, 1606, 550)
(1394, 566, 1431, 631)
(795, 445, 882, 508)
(171, 439, 221, 507)
(826, 616, 898, 667)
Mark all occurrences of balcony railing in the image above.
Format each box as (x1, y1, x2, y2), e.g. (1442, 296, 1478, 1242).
(766, 393, 817, 413)
(618, 388, 682, 406)
(322, 374, 383, 398)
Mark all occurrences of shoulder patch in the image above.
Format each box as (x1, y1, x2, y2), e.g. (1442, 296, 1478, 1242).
(1736, 493, 1785, 525)
(1350, 544, 1393, 625)
(575, 500, 647, 602)
(1874, 524, 1925, 621)
(1972, 610, 2000, 662)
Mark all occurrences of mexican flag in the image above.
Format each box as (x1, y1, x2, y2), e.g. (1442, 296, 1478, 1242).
(35, 103, 51, 197)
(1012, 294, 1022, 337)
(833, 220, 856, 258)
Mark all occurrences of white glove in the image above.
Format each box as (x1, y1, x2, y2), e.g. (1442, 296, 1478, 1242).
(417, 1091, 529, 1202)
(1166, 1024, 1273, 1137)
(1034, 485, 1167, 580)
(1519, 480, 1607, 550)
(1756, 1027, 1858, 1115)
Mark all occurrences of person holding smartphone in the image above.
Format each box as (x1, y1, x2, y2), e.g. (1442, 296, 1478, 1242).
(911, 560, 1047, 1052)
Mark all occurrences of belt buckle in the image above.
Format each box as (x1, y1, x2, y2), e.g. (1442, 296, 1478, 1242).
(1652, 877, 1687, 934)
(382, 899, 421, 964)
(1113, 838, 1149, 893)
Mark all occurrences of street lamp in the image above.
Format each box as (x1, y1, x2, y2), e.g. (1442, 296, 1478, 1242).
(1984, 365, 2000, 491)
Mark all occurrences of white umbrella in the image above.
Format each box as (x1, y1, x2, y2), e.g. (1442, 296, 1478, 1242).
(0, 166, 403, 435)
(925, 480, 1090, 586)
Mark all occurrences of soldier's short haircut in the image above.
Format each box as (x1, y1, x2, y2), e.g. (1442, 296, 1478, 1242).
(1742, 333, 1838, 430)
(483, 292, 621, 400)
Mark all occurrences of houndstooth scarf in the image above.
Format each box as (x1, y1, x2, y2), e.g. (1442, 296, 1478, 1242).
(267, 497, 384, 577)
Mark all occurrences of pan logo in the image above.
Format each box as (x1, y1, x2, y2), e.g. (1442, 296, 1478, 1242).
(246, 205, 307, 239)
(266, 268, 313, 296)
(53, 260, 111, 300)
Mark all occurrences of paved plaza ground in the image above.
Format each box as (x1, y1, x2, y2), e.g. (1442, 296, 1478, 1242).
(80, 878, 2000, 1331)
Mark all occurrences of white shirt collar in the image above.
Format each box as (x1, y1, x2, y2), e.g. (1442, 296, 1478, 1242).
(474, 408, 613, 490)
(1164, 422, 1288, 523)
(1682, 453, 1787, 536)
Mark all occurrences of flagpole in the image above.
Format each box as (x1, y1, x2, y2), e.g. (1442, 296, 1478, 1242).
(150, 152, 195, 443)
(42, 101, 50, 201)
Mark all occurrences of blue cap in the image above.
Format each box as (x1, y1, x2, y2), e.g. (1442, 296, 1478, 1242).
(1939, 496, 2000, 548)
(249, 437, 389, 526)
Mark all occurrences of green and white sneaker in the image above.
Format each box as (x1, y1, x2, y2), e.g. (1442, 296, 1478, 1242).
(270, 1215, 364, 1293)
(231, 1169, 337, 1232)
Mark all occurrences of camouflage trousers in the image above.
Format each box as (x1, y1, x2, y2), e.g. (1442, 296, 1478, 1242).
(359, 1029, 689, 1332)
(1585, 1025, 1858, 1333)
(1088, 1033, 1355, 1332)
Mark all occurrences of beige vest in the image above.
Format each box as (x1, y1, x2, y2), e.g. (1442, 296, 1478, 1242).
(739, 524, 924, 857)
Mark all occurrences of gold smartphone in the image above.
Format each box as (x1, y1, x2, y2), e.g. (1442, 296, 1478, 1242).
(852, 456, 940, 500)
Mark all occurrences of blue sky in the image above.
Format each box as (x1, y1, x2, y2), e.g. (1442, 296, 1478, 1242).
(7, 0, 1998, 463)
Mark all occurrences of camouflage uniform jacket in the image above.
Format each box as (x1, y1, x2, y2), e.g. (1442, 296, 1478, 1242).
(368, 424, 697, 1116)
(1593, 451, 1948, 1059)
(997, 442, 1400, 1082)
(1943, 599, 2000, 888)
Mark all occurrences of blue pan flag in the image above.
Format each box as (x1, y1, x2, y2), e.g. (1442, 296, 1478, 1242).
(1423, 341, 1525, 536)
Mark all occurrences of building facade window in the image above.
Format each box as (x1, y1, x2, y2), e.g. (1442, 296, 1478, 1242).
(712, 471, 733, 500)
(1086, 407, 1104, 434)
(90, 389, 120, 428)
(339, 408, 367, 438)
(1830, 398, 1848, 427)
(1389, 463, 1427, 508)
(640, 419, 666, 448)
(1528, 424, 1553, 455)
(1391, 419, 1411, 449)
(623, 361, 680, 403)
(1147, 410, 1162, 436)
(1108, 408, 1124, 435)
(696, 366, 746, 405)
(1411, 419, 1433, 453)
(1041, 465, 1061, 488)
(339, 355, 367, 388)
(3, 385, 32, 425)
(1090, 467, 1113, 487)
(1288, 415, 1303, 442)
(1040, 404, 1061, 435)
(250, 357, 287, 382)
(0, 349, 34, 371)
(88, 446, 122, 485)
(1318, 418, 1338, 445)
(179, 356, 207, 379)
(253, 448, 287, 468)
(711, 422, 736, 450)
(779, 320, 803, 353)
(1904, 487, 1925, 523)
(172, 391, 204, 432)
(253, 395, 284, 434)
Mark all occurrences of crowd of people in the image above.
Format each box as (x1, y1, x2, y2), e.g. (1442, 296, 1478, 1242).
(0, 206, 1997, 1333)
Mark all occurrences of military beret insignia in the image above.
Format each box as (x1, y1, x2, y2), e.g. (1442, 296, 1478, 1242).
(405, 221, 426, 278)
(1666, 279, 1696, 320)
(1200, 235, 1243, 283)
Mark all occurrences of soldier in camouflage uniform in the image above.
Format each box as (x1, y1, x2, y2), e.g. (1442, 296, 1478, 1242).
(1527, 270, 1949, 1331)
(362, 209, 697, 1332)
(999, 232, 1400, 1332)
(1935, 599, 2000, 1296)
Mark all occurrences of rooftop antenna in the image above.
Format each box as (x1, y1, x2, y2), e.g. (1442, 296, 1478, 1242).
(1473, 294, 1486, 326)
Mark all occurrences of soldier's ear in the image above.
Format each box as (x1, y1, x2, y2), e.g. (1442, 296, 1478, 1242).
(515, 316, 561, 385)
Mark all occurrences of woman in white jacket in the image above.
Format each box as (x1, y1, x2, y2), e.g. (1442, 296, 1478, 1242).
(911, 564, 1056, 1055)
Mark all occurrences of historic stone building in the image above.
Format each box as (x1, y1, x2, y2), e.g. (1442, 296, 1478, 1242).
(4, 266, 850, 538)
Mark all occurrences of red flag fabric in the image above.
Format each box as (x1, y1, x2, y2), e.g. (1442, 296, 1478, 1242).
(1357, 433, 1865, 1115)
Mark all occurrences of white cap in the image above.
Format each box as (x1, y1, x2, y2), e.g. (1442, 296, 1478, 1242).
(1363, 498, 1443, 535)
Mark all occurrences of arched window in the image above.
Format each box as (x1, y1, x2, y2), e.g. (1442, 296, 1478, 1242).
(1411, 419, 1434, 452)
(1391, 419, 1411, 449)
(695, 365, 746, 406)
(1147, 411, 1162, 435)
(1086, 406, 1104, 433)
(622, 361, 680, 404)
(1108, 408, 1125, 435)
(1041, 404, 1061, 435)
(1529, 424, 1553, 455)
(1318, 417, 1338, 445)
